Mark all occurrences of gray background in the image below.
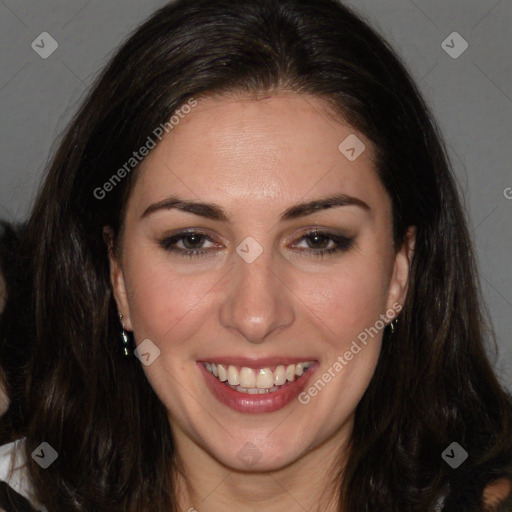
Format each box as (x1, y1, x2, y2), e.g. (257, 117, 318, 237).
(0, 1, 511, 390)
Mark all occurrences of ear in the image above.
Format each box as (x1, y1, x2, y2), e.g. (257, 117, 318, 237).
(386, 226, 415, 315)
(103, 226, 133, 331)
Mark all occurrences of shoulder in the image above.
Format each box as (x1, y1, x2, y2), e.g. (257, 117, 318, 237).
(439, 476, 512, 511)
(0, 438, 47, 511)
(482, 477, 512, 511)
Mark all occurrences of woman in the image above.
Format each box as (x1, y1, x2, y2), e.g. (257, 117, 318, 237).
(0, 221, 32, 443)
(0, 0, 510, 510)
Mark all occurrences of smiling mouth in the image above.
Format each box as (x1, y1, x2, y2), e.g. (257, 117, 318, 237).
(202, 361, 315, 394)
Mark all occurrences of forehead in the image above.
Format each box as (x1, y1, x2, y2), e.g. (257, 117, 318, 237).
(128, 93, 387, 218)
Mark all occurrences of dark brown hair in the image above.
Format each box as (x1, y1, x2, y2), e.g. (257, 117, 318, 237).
(7, 0, 512, 510)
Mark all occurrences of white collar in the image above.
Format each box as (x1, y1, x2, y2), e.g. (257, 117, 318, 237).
(0, 438, 47, 511)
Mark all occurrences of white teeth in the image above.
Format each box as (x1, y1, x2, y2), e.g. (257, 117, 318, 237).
(256, 368, 274, 389)
(218, 364, 227, 382)
(227, 365, 239, 386)
(273, 365, 287, 385)
(239, 367, 256, 388)
(204, 361, 315, 391)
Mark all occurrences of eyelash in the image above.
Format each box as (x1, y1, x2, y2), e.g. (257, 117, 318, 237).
(157, 229, 354, 260)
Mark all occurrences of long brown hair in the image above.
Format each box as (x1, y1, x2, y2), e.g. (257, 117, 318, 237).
(9, 0, 512, 510)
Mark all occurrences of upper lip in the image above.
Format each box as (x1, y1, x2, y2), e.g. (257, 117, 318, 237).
(197, 356, 317, 368)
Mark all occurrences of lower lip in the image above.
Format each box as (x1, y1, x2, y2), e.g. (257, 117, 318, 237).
(198, 362, 318, 413)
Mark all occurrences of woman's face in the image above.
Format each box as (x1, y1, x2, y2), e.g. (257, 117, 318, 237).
(110, 93, 413, 472)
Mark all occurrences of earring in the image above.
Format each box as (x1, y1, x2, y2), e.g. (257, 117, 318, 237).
(389, 317, 399, 334)
(119, 314, 132, 357)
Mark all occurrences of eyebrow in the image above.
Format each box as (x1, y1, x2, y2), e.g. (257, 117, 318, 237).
(140, 193, 370, 222)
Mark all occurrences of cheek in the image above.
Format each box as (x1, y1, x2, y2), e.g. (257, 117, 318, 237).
(122, 244, 206, 341)
(314, 257, 391, 341)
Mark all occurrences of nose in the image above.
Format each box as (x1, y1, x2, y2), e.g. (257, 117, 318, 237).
(218, 246, 295, 344)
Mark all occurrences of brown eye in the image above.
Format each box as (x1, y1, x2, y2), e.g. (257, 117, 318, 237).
(158, 230, 220, 259)
(292, 230, 354, 258)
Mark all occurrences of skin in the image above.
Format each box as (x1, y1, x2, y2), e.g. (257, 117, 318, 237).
(109, 93, 415, 511)
(483, 477, 512, 510)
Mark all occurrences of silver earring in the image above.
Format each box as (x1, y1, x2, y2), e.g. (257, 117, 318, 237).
(119, 314, 132, 357)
